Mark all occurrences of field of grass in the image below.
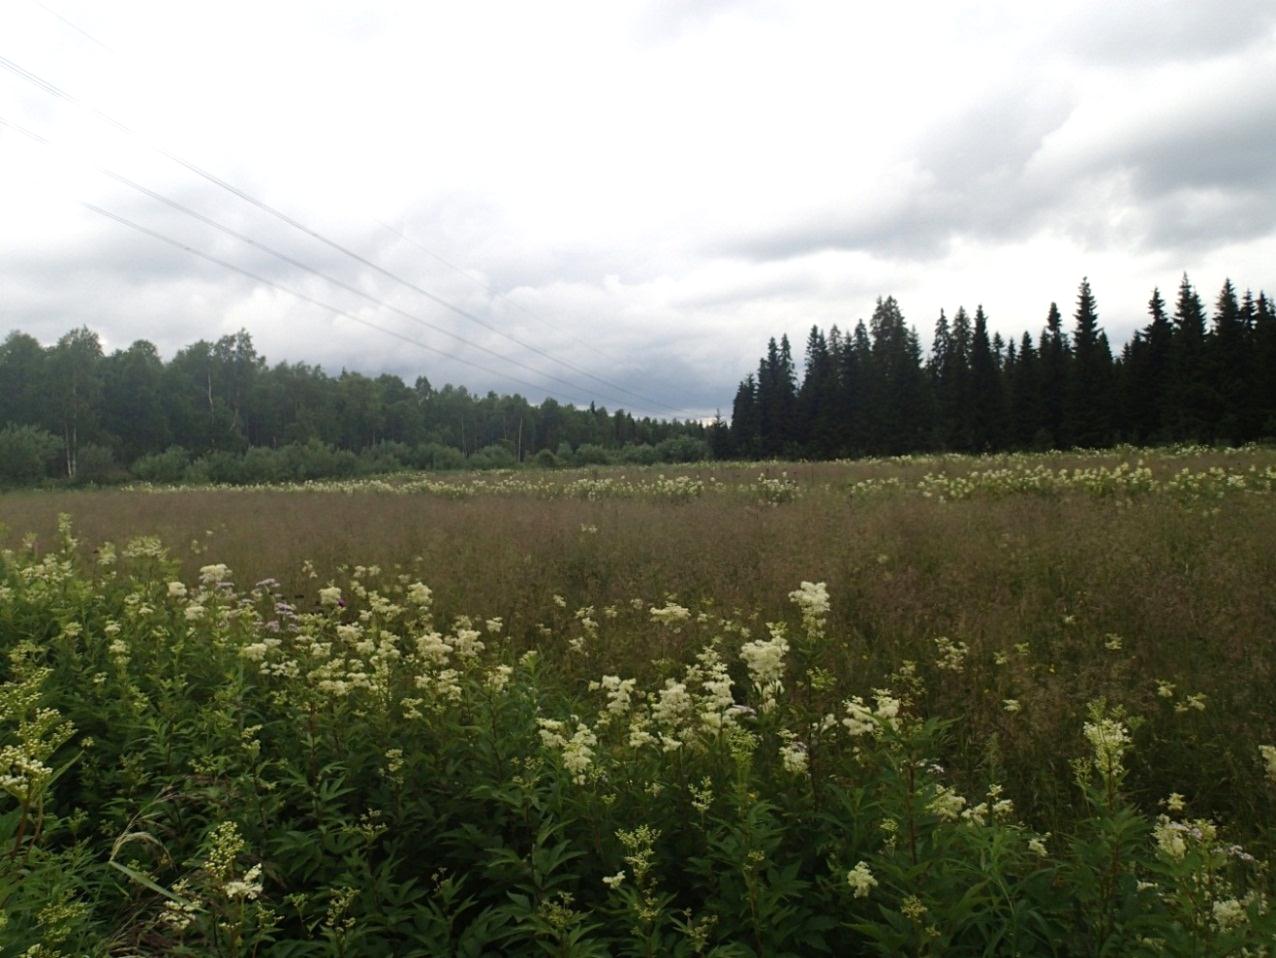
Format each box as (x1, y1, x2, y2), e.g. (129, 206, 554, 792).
(3, 445, 1276, 954)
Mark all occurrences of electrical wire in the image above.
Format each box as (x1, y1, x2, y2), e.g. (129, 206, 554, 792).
(0, 51, 682, 414)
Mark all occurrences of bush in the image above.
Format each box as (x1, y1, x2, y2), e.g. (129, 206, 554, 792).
(132, 446, 190, 484)
(0, 424, 61, 485)
(619, 442, 659, 465)
(357, 441, 412, 475)
(468, 443, 517, 470)
(72, 443, 124, 485)
(575, 443, 613, 466)
(409, 442, 466, 471)
(656, 436, 710, 463)
(532, 448, 560, 469)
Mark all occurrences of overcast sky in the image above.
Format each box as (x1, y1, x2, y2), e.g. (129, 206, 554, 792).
(2, 0, 1274, 419)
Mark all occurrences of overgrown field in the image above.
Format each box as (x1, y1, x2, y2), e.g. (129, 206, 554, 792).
(3, 446, 1276, 954)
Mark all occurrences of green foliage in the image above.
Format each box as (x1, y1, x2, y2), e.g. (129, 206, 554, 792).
(0, 424, 61, 486)
(1, 520, 1274, 954)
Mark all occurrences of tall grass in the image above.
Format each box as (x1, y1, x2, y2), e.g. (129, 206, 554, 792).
(2, 447, 1275, 952)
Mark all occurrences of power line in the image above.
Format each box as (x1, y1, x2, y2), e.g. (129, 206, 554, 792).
(0, 51, 682, 415)
(81, 201, 600, 407)
(24, 0, 114, 52)
(0, 114, 665, 413)
(375, 218, 626, 365)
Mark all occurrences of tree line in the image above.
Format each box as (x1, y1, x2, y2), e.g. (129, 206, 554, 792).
(720, 276, 1276, 459)
(0, 327, 707, 485)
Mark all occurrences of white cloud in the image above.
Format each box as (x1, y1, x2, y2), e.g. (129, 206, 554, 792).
(1, 0, 1273, 419)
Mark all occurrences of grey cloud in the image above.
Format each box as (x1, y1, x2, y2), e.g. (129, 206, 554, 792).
(722, 44, 1276, 267)
(1063, 0, 1276, 65)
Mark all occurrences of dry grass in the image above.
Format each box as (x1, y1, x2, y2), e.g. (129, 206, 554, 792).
(3, 449, 1275, 838)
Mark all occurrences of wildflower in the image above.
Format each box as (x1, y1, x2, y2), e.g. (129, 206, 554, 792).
(486, 665, 513, 693)
(183, 604, 205, 622)
(1153, 817, 1188, 860)
(740, 625, 789, 712)
(690, 777, 714, 814)
(1003, 699, 1021, 713)
(933, 636, 969, 672)
(1028, 834, 1049, 857)
(485, 617, 503, 634)
(928, 786, 966, 822)
(319, 585, 343, 607)
(1260, 744, 1276, 784)
(788, 580, 830, 633)
(406, 582, 433, 606)
(1165, 792, 1185, 813)
(199, 563, 230, 586)
(650, 602, 691, 626)
(167, 581, 187, 598)
(602, 871, 626, 890)
(1156, 680, 1175, 699)
(1103, 633, 1123, 651)
(779, 735, 808, 775)
(846, 861, 877, 898)
(1083, 709, 1132, 778)
(224, 863, 264, 901)
(1212, 898, 1246, 931)
(901, 896, 928, 921)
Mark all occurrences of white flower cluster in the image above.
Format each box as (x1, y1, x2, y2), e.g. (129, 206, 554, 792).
(649, 602, 691, 627)
(788, 581, 830, 637)
(933, 636, 969, 673)
(842, 691, 901, 738)
(846, 861, 877, 898)
(740, 624, 789, 713)
(538, 717, 598, 785)
(1083, 713, 1132, 778)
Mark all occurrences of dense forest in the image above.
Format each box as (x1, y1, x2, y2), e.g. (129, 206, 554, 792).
(0, 328, 708, 485)
(723, 275, 1276, 459)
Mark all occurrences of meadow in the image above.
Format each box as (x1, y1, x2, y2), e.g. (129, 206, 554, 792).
(2, 445, 1276, 955)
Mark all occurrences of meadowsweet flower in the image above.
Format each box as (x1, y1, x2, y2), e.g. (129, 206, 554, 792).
(1028, 834, 1049, 857)
(842, 697, 874, 737)
(1156, 680, 1175, 699)
(740, 624, 788, 712)
(183, 604, 205, 622)
(591, 675, 637, 726)
(788, 580, 830, 634)
(167, 581, 187, 598)
(199, 563, 230, 586)
(224, 863, 264, 900)
(1103, 633, 1123, 651)
(1178, 693, 1207, 713)
(486, 664, 513, 693)
(319, 585, 343, 607)
(1083, 709, 1132, 778)
(846, 861, 877, 898)
(779, 733, 808, 775)
(1212, 898, 1246, 931)
(690, 777, 714, 814)
(602, 871, 626, 889)
(1165, 792, 1186, 813)
(650, 602, 691, 626)
(928, 786, 966, 821)
(1003, 699, 1021, 713)
(1260, 744, 1276, 784)
(241, 642, 269, 661)
(901, 896, 928, 921)
(933, 636, 969, 672)
(1153, 817, 1188, 859)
